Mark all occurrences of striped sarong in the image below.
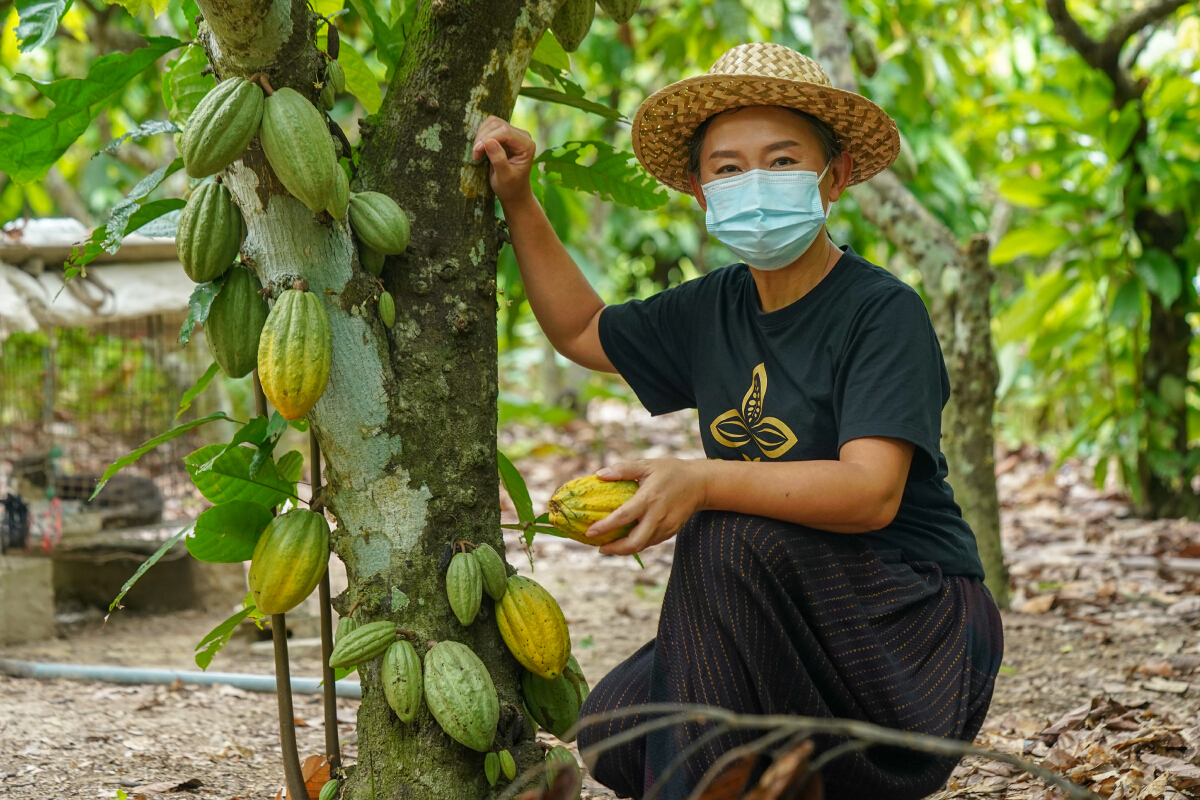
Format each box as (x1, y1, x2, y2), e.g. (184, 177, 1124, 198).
(578, 510, 1003, 800)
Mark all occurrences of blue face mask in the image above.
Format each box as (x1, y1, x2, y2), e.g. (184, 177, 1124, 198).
(701, 162, 832, 271)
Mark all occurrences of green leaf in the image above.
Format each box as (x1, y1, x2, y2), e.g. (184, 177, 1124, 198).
(165, 44, 214, 130)
(91, 413, 231, 500)
(179, 278, 222, 346)
(996, 175, 1050, 209)
(989, 223, 1071, 265)
(1109, 278, 1142, 325)
(184, 443, 294, 508)
(519, 87, 624, 122)
(177, 361, 221, 419)
(98, 120, 179, 156)
(1136, 250, 1181, 307)
(1106, 103, 1141, 161)
(66, 172, 186, 279)
(14, 0, 67, 53)
(497, 451, 535, 525)
(345, 0, 402, 71)
(995, 268, 1075, 346)
(276, 450, 304, 485)
(106, 523, 193, 617)
(194, 600, 255, 670)
(532, 30, 571, 71)
(338, 44, 382, 114)
(187, 501, 273, 563)
(0, 37, 181, 184)
(537, 141, 668, 210)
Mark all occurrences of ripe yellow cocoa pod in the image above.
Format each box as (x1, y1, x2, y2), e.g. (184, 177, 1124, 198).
(547, 475, 638, 546)
(495, 576, 570, 680)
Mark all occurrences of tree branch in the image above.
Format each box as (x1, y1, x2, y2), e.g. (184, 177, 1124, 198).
(1105, 0, 1190, 55)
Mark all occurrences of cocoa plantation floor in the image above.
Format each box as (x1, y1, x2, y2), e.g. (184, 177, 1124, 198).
(1, 403, 1198, 799)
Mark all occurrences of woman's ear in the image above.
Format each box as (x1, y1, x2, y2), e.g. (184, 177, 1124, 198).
(689, 173, 707, 212)
(827, 151, 853, 202)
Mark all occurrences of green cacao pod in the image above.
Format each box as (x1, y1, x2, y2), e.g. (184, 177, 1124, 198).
(360, 245, 384, 276)
(180, 77, 264, 178)
(382, 639, 423, 723)
(320, 80, 336, 111)
(484, 751, 500, 787)
(548, 475, 639, 546)
(205, 266, 268, 378)
(496, 576, 570, 680)
(596, 0, 640, 23)
(247, 508, 330, 615)
(522, 654, 590, 742)
(257, 285, 332, 420)
(328, 620, 396, 669)
(328, 163, 349, 221)
(318, 779, 339, 800)
(550, 0, 594, 52)
(379, 291, 395, 329)
(446, 551, 483, 626)
(424, 641, 499, 752)
(499, 749, 517, 781)
(176, 182, 244, 284)
(260, 87, 339, 213)
(348, 191, 410, 255)
(472, 542, 507, 601)
(544, 745, 581, 795)
(326, 59, 346, 94)
(335, 615, 357, 643)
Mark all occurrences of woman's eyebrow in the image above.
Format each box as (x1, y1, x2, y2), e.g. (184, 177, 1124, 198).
(707, 149, 742, 159)
(764, 139, 800, 153)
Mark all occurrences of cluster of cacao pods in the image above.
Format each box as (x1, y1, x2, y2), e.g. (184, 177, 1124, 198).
(552, 0, 642, 52)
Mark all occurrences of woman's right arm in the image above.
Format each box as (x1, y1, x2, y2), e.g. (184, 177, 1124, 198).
(472, 116, 616, 373)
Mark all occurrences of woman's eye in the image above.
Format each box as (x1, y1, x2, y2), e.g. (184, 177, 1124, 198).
(715, 165, 741, 174)
(771, 157, 797, 168)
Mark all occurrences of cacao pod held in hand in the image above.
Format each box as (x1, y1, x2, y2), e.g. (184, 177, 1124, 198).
(257, 286, 332, 420)
(496, 576, 570, 680)
(247, 508, 329, 614)
(205, 266, 268, 379)
(547, 474, 639, 546)
(180, 77, 264, 178)
(176, 182, 244, 284)
(424, 641, 499, 752)
(522, 654, 590, 742)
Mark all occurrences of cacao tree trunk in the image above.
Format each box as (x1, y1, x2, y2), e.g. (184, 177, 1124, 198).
(808, 0, 1010, 607)
(193, 0, 561, 796)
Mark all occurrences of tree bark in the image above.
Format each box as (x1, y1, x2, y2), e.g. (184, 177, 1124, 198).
(192, 0, 561, 796)
(808, 0, 1010, 606)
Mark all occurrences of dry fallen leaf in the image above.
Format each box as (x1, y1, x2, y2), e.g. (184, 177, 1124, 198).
(1019, 594, 1056, 614)
(301, 754, 332, 799)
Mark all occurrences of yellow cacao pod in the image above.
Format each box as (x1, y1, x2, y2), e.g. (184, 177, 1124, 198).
(547, 475, 638, 546)
(495, 576, 570, 680)
(257, 284, 332, 420)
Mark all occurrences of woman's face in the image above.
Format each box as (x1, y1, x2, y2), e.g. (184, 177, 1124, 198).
(688, 106, 851, 211)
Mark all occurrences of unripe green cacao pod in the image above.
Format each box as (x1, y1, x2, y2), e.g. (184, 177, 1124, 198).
(318, 779, 339, 800)
(596, 0, 640, 23)
(348, 191, 410, 255)
(382, 639, 423, 723)
(472, 543, 507, 601)
(326, 59, 346, 95)
(545, 745, 581, 795)
(257, 286, 332, 420)
(260, 87, 339, 213)
(499, 749, 516, 781)
(328, 620, 396, 669)
(484, 751, 500, 787)
(180, 77, 264, 179)
(360, 245, 384, 276)
(496, 576, 570, 680)
(446, 551, 483, 626)
(424, 641, 499, 752)
(335, 615, 357, 643)
(176, 182, 244, 284)
(548, 475, 639, 546)
(379, 291, 395, 329)
(550, 0, 594, 52)
(205, 266, 268, 378)
(328, 163, 349, 221)
(522, 654, 590, 742)
(247, 508, 329, 615)
(320, 81, 336, 111)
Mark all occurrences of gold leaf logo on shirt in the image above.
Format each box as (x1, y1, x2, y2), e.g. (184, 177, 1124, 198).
(710, 363, 799, 459)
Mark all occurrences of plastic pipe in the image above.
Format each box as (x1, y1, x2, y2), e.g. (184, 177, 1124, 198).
(0, 658, 362, 698)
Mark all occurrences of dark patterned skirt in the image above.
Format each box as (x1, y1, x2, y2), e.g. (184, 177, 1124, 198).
(577, 510, 1003, 800)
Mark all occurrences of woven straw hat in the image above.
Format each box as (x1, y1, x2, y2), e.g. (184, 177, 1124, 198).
(632, 42, 900, 195)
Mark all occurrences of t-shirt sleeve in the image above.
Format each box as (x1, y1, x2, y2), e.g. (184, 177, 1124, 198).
(834, 286, 949, 483)
(598, 283, 699, 415)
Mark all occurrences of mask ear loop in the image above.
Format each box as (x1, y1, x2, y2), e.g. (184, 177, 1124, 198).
(816, 158, 833, 219)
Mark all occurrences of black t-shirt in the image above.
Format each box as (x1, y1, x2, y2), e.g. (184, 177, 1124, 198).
(598, 244, 985, 578)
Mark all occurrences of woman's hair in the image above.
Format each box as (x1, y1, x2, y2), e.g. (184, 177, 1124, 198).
(686, 107, 843, 178)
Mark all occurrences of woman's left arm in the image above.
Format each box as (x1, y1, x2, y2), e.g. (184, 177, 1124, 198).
(586, 436, 914, 555)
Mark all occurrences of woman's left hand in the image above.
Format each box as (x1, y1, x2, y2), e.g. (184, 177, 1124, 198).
(586, 459, 709, 555)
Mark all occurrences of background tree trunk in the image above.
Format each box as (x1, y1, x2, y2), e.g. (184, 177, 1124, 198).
(808, 0, 1010, 607)
(193, 0, 560, 796)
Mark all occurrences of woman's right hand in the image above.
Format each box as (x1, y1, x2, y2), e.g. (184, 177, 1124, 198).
(472, 115, 536, 206)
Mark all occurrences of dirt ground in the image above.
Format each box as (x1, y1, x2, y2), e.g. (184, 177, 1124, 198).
(2, 402, 1199, 799)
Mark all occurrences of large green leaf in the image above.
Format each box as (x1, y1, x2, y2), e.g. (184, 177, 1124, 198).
(14, 0, 67, 53)
(187, 501, 273, 563)
(184, 443, 294, 508)
(177, 362, 221, 419)
(194, 592, 263, 670)
(164, 44, 214, 130)
(497, 451, 534, 526)
(338, 45, 382, 114)
(989, 223, 1071, 265)
(91, 413, 232, 500)
(537, 141, 668, 210)
(65, 195, 186, 282)
(532, 30, 570, 71)
(0, 37, 181, 184)
(1136, 250, 1182, 308)
(99, 120, 179, 156)
(519, 87, 624, 122)
(106, 523, 193, 617)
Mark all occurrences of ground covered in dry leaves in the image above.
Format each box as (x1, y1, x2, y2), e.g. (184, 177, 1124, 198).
(2, 401, 1199, 799)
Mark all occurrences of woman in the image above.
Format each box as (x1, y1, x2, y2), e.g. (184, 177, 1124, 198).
(473, 42, 1002, 800)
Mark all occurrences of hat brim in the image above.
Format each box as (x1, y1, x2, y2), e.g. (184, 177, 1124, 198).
(632, 73, 900, 195)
